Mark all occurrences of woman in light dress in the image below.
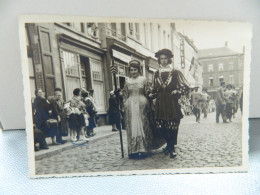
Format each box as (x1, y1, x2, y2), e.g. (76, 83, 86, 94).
(123, 60, 164, 159)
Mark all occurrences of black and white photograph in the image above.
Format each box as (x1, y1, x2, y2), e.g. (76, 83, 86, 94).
(19, 16, 251, 178)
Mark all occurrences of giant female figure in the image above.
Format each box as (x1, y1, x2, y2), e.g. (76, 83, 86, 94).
(124, 60, 164, 159)
(153, 49, 190, 158)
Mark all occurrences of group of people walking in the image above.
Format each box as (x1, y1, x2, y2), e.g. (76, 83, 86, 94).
(215, 82, 242, 123)
(189, 81, 242, 124)
(32, 87, 97, 151)
(190, 87, 211, 123)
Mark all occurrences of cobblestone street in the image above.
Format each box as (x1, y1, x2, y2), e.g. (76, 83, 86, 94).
(35, 111, 243, 175)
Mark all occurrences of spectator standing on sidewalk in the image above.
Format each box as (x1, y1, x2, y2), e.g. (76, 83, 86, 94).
(88, 89, 98, 135)
(215, 82, 228, 123)
(108, 91, 120, 132)
(66, 88, 87, 142)
(33, 89, 57, 145)
(49, 88, 68, 144)
(82, 91, 96, 137)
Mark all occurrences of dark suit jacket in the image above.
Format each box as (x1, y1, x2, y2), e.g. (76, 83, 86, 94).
(50, 98, 65, 120)
(215, 87, 225, 106)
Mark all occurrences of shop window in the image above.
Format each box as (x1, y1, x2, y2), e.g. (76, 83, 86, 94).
(89, 59, 105, 112)
(61, 51, 91, 101)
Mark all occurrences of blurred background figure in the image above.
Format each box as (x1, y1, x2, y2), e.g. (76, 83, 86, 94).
(215, 82, 228, 123)
(191, 87, 203, 123)
(224, 84, 236, 122)
(201, 88, 210, 119)
(108, 90, 120, 132)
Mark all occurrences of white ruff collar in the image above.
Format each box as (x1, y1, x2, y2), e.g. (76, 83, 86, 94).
(159, 64, 173, 73)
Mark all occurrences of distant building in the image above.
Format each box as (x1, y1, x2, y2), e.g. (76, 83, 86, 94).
(198, 43, 244, 97)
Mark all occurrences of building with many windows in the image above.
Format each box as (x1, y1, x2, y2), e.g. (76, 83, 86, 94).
(99, 22, 174, 89)
(25, 22, 177, 125)
(198, 43, 244, 97)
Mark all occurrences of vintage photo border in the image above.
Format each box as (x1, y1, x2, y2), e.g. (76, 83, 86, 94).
(18, 15, 251, 178)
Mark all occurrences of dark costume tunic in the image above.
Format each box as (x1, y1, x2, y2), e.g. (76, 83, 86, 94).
(153, 69, 190, 149)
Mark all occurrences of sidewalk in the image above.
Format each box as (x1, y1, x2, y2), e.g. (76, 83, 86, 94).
(35, 125, 122, 160)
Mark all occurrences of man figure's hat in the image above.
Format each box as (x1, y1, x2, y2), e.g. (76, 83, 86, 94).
(155, 49, 174, 58)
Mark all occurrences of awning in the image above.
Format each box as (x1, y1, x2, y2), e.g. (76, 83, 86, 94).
(112, 49, 132, 63)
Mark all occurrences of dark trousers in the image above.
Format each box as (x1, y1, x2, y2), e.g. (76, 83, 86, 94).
(226, 103, 233, 120)
(34, 128, 48, 147)
(56, 123, 63, 142)
(161, 127, 179, 153)
(216, 104, 227, 122)
(192, 107, 201, 122)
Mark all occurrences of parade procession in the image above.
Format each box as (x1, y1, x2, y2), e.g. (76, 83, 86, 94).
(24, 21, 244, 174)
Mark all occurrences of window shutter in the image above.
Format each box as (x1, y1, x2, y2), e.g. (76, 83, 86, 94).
(38, 26, 55, 98)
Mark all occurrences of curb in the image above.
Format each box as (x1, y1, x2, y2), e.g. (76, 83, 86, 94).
(35, 130, 125, 160)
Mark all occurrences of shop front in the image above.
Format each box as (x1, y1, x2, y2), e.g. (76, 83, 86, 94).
(106, 38, 147, 92)
(58, 36, 106, 115)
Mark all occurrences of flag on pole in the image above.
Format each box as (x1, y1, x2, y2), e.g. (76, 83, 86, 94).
(189, 57, 195, 71)
(110, 63, 118, 74)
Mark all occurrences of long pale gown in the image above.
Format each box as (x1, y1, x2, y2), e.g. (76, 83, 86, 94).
(124, 76, 164, 157)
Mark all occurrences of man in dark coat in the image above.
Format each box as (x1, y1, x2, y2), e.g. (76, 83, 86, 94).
(108, 91, 120, 132)
(215, 82, 228, 123)
(50, 88, 67, 144)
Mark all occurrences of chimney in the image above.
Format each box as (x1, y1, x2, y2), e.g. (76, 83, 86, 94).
(171, 23, 176, 30)
(225, 41, 228, 47)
